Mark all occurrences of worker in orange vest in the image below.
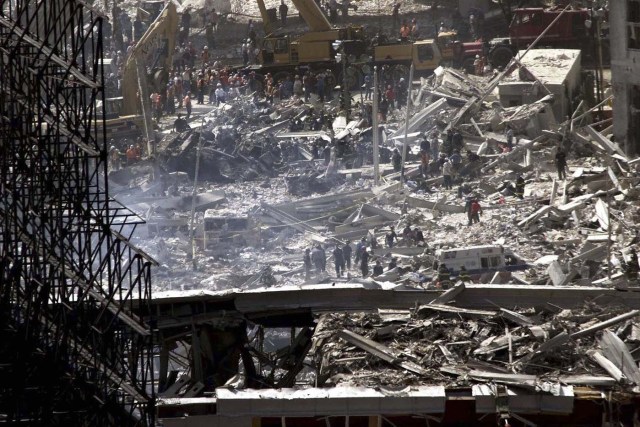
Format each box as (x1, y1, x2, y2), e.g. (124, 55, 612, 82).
(126, 144, 137, 165)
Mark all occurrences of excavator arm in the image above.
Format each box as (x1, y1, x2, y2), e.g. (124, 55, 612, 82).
(121, 2, 178, 116)
(256, 0, 332, 33)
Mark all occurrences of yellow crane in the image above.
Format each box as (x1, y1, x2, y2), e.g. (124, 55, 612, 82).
(252, 0, 450, 87)
(253, 0, 366, 88)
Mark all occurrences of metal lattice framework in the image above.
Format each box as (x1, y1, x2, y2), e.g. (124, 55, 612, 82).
(0, 0, 156, 424)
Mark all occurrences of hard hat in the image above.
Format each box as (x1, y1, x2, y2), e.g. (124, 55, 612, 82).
(399, 77, 405, 82)
(476, 54, 480, 58)
(217, 83, 222, 87)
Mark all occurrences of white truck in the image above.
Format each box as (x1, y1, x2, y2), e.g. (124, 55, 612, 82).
(435, 244, 526, 276)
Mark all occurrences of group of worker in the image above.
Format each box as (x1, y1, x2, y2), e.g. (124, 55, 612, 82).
(473, 54, 491, 76)
(108, 138, 144, 171)
(303, 237, 392, 280)
(434, 263, 471, 289)
(303, 236, 475, 287)
(399, 18, 420, 41)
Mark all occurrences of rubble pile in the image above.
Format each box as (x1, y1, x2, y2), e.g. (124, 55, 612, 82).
(311, 299, 640, 391)
(115, 61, 640, 292)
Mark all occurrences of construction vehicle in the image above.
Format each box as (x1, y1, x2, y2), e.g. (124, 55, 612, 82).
(372, 39, 443, 80)
(121, 2, 178, 116)
(251, 0, 491, 89)
(434, 245, 527, 277)
(371, 31, 484, 81)
(253, 0, 367, 88)
(471, 7, 608, 70)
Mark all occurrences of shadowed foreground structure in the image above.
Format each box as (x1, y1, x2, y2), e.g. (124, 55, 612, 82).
(0, 1, 156, 424)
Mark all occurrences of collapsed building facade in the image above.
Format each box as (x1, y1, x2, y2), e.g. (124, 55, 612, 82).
(126, 46, 640, 427)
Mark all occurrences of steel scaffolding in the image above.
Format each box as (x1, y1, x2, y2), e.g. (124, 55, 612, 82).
(0, 1, 156, 425)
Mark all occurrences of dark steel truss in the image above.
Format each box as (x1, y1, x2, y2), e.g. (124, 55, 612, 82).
(0, 1, 156, 425)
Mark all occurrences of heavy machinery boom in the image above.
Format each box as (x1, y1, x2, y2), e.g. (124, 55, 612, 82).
(121, 2, 178, 116)
(290, 0, 331, 32)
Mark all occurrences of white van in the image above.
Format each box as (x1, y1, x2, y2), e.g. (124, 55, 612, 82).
(435, 245, 525, 275)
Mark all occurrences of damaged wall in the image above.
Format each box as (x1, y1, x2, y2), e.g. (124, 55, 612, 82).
(498, 49, 582, 122)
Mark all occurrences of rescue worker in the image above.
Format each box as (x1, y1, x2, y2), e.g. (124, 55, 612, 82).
(363, 73, 372, 100)
(391, 1, 401, 31)
(385, 85, 396, 110)
(396, 77, 408, 106)
(126, 144, 137, 165)
(293, 75, 303, 98)
(465, 193, 475, 225)
(174, 114, 189, 132)
(355, 237, 366, 265)
(385, 226, 398, 248)
(458, 265, 471, 283)
(392, 148, 402, 172)
(449, 149, 462, 175)
(316, 72, 325, 102)
(328, 0, 338, 22)
(196, 73, 206, 104)
(378, 96, 389, 122)
(625, 248, 639, 281)
(319, 244, 327, 272)
(402, 224, 413, 245)
(442, 159, 453, 190)
(373, 260, 384, 276)
(388, 257, 397, 271)
(311, 245, 324, 273)
(214, 82, 226, 105)
(452, 130, 464, 152)
(400, 21, 411, 40)
(555, 147, 568, 180)
(437, 263, 451, 289)
(360, 248, 370, 278)
(279, 0, 288, 26)
(333, 244, 345, 277)
(515, 175, 525, 199)
(420, 134, 431, 154)
(470, 198, 482, 224)
(343, 241, 352, 270)
(420, 149, 430, 177)
(303, 248, 312, 280)
(183, 91, 192, 119)
(506, 126, 514, 149)
(473, 54, 484, 76)
(109, 144, 121, 171)
(414, 227, 425, 245)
